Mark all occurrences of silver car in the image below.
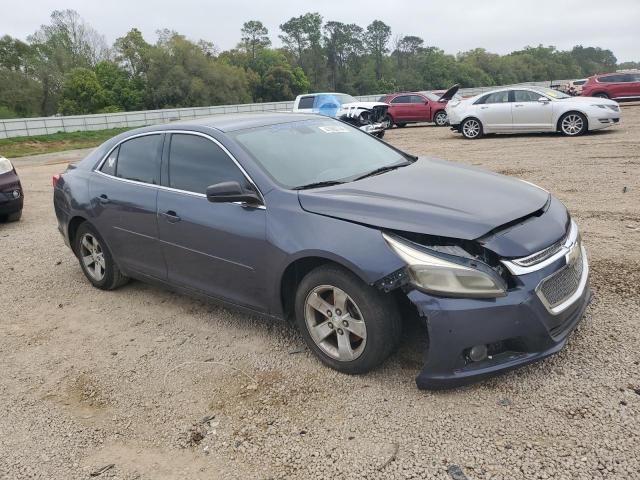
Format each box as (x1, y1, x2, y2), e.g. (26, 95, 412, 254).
(446, 86, 621, 139)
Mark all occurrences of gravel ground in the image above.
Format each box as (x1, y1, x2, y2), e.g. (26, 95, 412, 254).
(1, 104, 639, 480)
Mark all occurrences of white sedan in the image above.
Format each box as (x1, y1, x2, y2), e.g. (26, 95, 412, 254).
(446, 86, 621, 139)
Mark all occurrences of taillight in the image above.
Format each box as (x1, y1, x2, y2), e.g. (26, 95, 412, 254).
(52, 174, 61, 188)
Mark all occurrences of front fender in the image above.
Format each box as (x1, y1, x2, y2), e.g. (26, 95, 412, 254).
(263, 189, 406, 316)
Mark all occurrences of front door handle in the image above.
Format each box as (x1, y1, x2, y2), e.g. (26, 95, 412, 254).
(161, 210, 181, 223)
(480, 106, 489, 109)
(99, 194, 110, 204)
(514, 104, 524, 108)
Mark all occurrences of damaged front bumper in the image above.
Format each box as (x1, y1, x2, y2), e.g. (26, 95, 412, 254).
(406, 241, 591, 389)
(359, 122, 386, 135)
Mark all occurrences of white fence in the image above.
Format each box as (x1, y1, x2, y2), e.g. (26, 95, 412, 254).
(0, 80, 570, 139)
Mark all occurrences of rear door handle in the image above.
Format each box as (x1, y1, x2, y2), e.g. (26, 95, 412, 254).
(480, 106, 489, 109)
(99, 194, 110, 204)
(514, 104, 524, 108)
(161, 210, 181, 223)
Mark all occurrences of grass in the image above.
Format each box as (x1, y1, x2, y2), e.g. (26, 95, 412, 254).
(0, 127, 133, 158)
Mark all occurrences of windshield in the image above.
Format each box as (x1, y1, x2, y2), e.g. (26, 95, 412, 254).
(530, 86, 571, 99)
(332, 94, 358, 105)
(231, 119, 406, 189)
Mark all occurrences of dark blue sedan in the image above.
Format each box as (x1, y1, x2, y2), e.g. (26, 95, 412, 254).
(53, 113, 591, 389)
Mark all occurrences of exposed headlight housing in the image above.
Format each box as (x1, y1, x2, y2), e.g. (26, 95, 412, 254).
(383, 233, 507, 298)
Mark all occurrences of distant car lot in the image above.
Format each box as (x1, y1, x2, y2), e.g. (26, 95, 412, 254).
(1, 103, 638, 479)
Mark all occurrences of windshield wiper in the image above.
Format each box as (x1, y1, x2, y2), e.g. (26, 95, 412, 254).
(293, 180, 345, 190)
(352, 162, 411, 181)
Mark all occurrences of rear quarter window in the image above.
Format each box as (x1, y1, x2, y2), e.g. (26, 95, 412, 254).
(297, 96, 315, 109)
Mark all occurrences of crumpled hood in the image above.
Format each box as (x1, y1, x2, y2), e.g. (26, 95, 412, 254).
(298, 158, 550, 242)
(340, 101, 388, 110)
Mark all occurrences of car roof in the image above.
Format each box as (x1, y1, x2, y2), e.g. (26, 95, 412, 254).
(135, 112, 323, 134)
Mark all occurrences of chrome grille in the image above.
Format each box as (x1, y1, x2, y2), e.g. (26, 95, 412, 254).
(538, 246, 584, 308)
(513, 229, 569, 267)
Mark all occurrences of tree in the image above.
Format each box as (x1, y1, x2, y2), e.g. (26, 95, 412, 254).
(59, 67, 106, 114)
(95, 60, 144, 111)
(279, 13, 325, 89)
(323, 21, 364, 91)
(114, 29, 151, 78)
(365, 20, 391, 81)
(570, 45, 617, 75)
(240, 21, 271, 62)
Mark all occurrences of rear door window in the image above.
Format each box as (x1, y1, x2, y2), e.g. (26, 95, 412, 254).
(513, 90, 540, 102)
(110, 134, 162, 184)
(483, 91, 511, 104)
(410, 95, 426, 103)
(168, 134, 247, 194)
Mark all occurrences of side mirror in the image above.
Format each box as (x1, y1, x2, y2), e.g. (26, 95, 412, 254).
(538, 97, 550, 102)
(206, 181, 261, 206)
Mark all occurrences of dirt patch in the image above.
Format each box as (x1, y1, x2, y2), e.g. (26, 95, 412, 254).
(1, 106, 639, 479)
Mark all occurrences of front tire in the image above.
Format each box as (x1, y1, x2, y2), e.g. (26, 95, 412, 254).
(461, 117, 483, 139)
(294, 264, 402, 375)
(74, 222, 129, 290)
(593, 92, 609, 99)
(433, 110, 448, 126)
(559, 112, 587, 136)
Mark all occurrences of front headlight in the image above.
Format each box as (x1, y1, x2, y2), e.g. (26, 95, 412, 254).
(383, 233, 507, 298)
(591, 104, 607, 109)
(0, 157, 14, 175)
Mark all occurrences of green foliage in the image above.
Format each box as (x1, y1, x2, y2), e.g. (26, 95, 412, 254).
(59, 67, 106, 114)
(0, 127, 131, 158)
(0, 8, 637, 120)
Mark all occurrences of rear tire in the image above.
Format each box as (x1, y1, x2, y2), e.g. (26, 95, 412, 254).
(381, 114, 393, 129)
(461, 117, 483, 139)
(74, 222, 129, 290)
(559, 111, 587, 136)
(433, 110, 448, 127)
(294, 264, 402, 375)
(396, 123, 407, 128)
(6, 210, 22, 222)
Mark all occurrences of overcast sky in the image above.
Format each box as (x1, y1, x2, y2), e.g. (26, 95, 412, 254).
(2, 0, 639, 62)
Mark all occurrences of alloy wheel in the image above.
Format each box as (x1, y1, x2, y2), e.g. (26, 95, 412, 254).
(80, 233, 106, 281)
(561, 114, 584, 136)
(462, 119, 481, 138)
(434, 112, 447, 126)
(304, 285, 367, 362)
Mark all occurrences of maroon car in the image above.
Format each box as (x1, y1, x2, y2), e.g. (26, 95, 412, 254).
(380, 85, 459, 128)
(581, 71, 640, 100)
(0, 156, 23, 222)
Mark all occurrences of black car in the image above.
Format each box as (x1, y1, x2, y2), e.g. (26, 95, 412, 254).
(53, 113, 590, 389)
(0, 156, 23, 222)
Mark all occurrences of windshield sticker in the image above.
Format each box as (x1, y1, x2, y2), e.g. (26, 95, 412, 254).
(545, 90, 559, 98)
(319, 125, 350, 133)
(107, 156, 116, 168)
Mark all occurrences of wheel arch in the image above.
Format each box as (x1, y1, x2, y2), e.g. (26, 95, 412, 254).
(278, 254, 371, 323)
(556, 109, 588, 132)
(67, 215, 89, 256)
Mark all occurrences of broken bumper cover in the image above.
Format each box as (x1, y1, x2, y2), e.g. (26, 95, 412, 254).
(407, 253, 591, 389)
(359, 122, 385, 134)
